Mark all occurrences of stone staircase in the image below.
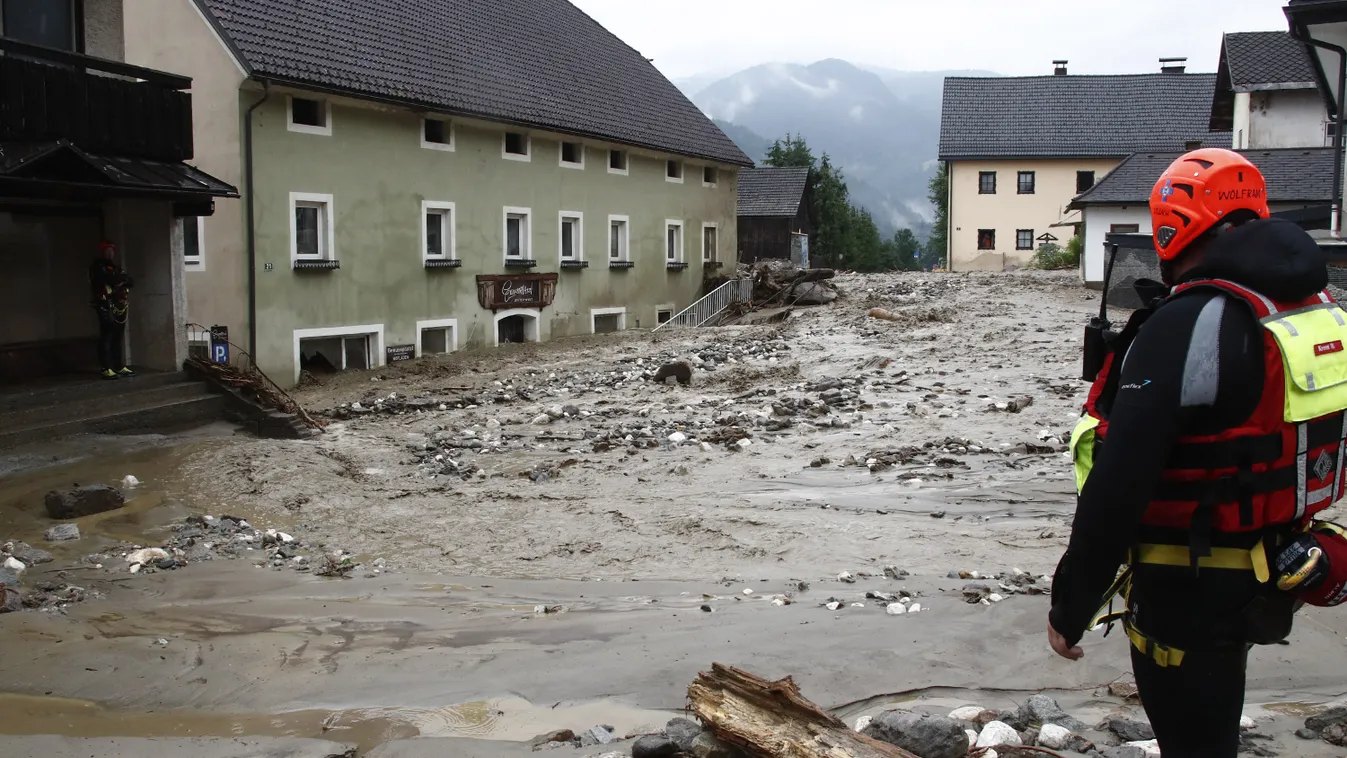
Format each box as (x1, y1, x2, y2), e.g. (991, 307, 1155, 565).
(0, 371, 225, 449)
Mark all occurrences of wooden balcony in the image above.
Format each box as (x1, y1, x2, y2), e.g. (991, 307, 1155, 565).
(0, 37, 193, 162)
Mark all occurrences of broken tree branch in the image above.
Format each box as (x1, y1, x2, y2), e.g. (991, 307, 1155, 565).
(687, 663, 920, 758)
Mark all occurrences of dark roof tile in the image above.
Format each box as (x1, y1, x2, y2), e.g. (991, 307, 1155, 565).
(1222, 31, 1318, 90)
(199, 0, 750, 166)
(737, 167, 810, 217)
(939, 73, 1229, 160)
(1070, 147, 1336, 206)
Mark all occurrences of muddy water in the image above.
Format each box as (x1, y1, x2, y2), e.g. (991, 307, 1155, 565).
(0, 693, 669, 753)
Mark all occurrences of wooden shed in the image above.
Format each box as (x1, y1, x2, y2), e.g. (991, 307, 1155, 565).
(737, 167, 812, 264)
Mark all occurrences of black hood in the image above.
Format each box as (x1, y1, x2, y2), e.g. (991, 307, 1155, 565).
(1179, 218, 1327, 301)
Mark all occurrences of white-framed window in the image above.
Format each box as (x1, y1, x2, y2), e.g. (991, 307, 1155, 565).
(657, 306, 675, 325)
(590, 307, 627, 334)
(503, 132, 531, 161)
(504, 206, 532, 261)
(666, 219, 684, 262)
(701, 222, 718, 262)
(422, 201, 456, 262)
(609, 215, 630, 261)
(560, 141, 585, 169)
(560, 211, 583, 262)
(290, 192, 335, 261)
(182, 216, 205, 270)
(666, 160, 684, 183)
(287, 95, 331, 136)
(421, 117, 454, 151)
(702, 166, 719, 187)
(293, 324, 385, 384)
(416, 318, 459, 357)
(608, 149, 628, 175)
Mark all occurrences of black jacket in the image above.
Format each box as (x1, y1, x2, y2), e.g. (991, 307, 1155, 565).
(1050, 219, 1329, 647)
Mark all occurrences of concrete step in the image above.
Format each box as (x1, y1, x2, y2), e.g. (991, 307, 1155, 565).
(0, 371, 187, 415)
(0, 381, 212, 430)
(0, 395, 226, 449)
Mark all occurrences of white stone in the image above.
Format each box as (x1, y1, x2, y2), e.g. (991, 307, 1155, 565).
(850, 602, 865, 608)
(988, 593, 1004, 603)
(854, 715, 873, 732)
(838, 571, 854, 582)
(908, 602, 922, 613)
(965, 729, 978, 746)
(948, 706, 984, 721)
(1036, 723, 1071, 749)
(771, 598, 786, 607)
(742, 588, 754, 595)
(1240, 715, 1255, 729)
(487, 419, 501, 429)
(735, 438, 752, 450)
(1125, 739, 1161, 757)
(668, 432, 688, 444)
(699, 442, 714, 453)
(885, 603, 907, 616)
(129, 563, 141, 574)
(976, 721, 1021, 748)
(826, 601, 841, 611)
(439, 404, 447, 411)
(122, 475, 141, 488)
(531, 413, 551, 425)
(125, 548, 169, 565)
(3, 557, 25, 574)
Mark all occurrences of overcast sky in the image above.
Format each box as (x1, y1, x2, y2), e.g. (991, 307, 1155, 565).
(571, 0, 1295, 81)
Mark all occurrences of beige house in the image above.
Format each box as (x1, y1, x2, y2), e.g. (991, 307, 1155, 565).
(938, 60, 1227, 271)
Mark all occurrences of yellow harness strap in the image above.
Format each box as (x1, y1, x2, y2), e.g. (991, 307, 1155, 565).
(1125, 620, 1186, 667)
(1134, 543, 1264, 572)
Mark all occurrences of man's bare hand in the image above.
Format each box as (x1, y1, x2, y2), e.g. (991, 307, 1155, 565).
(1049, 621, 1084, 661)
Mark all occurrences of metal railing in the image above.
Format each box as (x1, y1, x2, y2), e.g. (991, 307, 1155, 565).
(183, 322, 323, 430)
(653, 278, 754, 331)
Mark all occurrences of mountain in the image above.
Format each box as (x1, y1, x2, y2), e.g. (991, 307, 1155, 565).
(691, 59, 998, 235)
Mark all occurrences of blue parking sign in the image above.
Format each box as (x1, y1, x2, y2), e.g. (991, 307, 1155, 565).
(209, 325, 229, 364)
(212, 343, 229, 363)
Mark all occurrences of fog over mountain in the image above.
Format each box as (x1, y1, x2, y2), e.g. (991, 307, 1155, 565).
(676, 60, 997, 236)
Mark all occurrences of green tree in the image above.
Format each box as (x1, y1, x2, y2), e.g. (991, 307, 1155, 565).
(763, 134, 815, 169)
(924, 162, 950, 270)
(891, 228, 921, 271)
(811, 155, 854, 267)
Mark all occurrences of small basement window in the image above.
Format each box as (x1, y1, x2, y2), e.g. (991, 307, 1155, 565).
(657, 309, 673, 324)
(504, 132, 530, 158)
(977, 229, 995, 250)
(609, 149, 628, 173)
(561, 141, 583, 166)
(1110, 223, 1140, 234)
(703, 166, 718, 186)
(419, 323, 456, 355)
(667, 160, 683, 182)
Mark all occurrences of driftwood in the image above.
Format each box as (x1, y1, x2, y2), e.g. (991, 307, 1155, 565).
(688, 663, 920, 758)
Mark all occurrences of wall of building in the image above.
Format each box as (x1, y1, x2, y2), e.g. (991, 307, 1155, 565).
(0, 210, 103, 347)
(1247, 90, 1328, 149)
(104, 199, 185, 371)
(83, 0, 125, 60)
(949, 158, 1118, 271)
(248, 94, 738, 383)
(1082, 201, 1325, 286)
(122, 0, 250, 354)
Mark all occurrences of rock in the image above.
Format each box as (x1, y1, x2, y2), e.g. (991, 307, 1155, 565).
(1295, 727, 1320, 740)
(1018, 728, 1039, 748)
(530, 413, 551, 425)
(1061, 734, 1095, 754)
(1101, 716, 1154, 742)
(528, 729, 575, 748)
(665, 718, 702, 751)
(546, 405, 564, 420)
(0, 585, 20, 613)
(43, 524, 80, 542)
(962, 583, 992, 604)
(44, 485, 125, 519)
(3, 557, 25, 574)
(1036, 724, 1071, 749)
(734, 438, 752, 451)
(122, 475, 141, 488)
(825, 601, 841, 611)
(885, 603, 907, 615)
(1124, 739, 1161, 757)
(700, 604, 713, 612)
(668, 432, 688, 444)
(1239, 715, 1255, 729)
(1099, 747, 1147, 758)
(690, 730, 742, 758)
(1025, 694, 1088, 732)
(854, 715, 873, 732)
(907, 602, 922, 613)
(862, 710, 969, 758)
(126, 548, 170, 566)
(4, 542, 53, 565)
(578, 725, 616, 747)
(948, 706, 985, 722)
(1325, 722, 1347, 747)
(837, 571, 856, 583)
(653, 361, 693, 386)
(792, 281, 838, 305)
(699, 442, 714, 453)
(976, 721, 1022, 748)
(1306, 706, 1347, 732)
(883, 565, 909, 580)
(631, 734, 681, 758)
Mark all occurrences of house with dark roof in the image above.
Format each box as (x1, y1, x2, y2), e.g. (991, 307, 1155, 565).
(1210, 31, 1329, 150)
(736, 167, 813, 265)
(1283, 1, 1347, 251)
(119, 0, 750, 385)
(1069, 147, 1336, 286)
(937, 60, 1227, 276)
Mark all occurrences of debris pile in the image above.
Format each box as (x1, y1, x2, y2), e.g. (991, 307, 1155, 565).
(751, 260, 841, 306)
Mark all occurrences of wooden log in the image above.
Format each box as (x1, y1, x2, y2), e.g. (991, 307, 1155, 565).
(687, 663, 921, 758)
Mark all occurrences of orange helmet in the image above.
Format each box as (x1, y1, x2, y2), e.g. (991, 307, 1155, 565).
(1149, 148, 1270, 260)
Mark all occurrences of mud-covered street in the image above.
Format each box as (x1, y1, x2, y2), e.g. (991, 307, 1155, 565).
(5, 271, 1347, 758)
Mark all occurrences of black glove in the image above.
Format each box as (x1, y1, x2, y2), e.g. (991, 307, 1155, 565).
(1274, 533, 1330, 592)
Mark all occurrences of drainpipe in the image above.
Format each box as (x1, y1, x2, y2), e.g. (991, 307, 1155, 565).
(1291, 24, 1347, 238)
(244, 81, 271, 355)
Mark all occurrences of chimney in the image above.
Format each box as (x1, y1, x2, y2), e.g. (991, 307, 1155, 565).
(1160, 57, 1187, 74)
(1053, 59, 1068, 76)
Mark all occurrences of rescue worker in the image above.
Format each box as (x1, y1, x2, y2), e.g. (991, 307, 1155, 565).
(1048, 148, 1347, 757)
(89, 241, 135, 379)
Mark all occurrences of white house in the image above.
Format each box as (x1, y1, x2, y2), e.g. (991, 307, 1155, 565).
(1210, 31, 1331, 149)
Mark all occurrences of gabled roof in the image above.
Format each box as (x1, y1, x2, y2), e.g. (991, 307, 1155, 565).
(0, 140, 238, 198)
(1069, 147, 1335, 207)
(1221, 32, 1318, 91)
(939, 73, 1229, 160)
(737, 167, 810, 217)
(195, 0, 751, 167)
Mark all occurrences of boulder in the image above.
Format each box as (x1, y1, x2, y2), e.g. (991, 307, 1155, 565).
(44, 524, 80, 542)
(862, 710, 969, 758)
(1324, 722, 1347, 747)
(976, 721, 1022, 748)
(631, 734, 681, 758)
(577, 726, 616, 747)
(44, 485, 124, 519)
(0, 587, 20, 613)
(1101, 716, 1155, 742)
(1307, 706, 1347, 732)
(690, 731, 743, 758)
(1023, 694, 1088, 732)
(5, 542, 53, 565)
(665, 718, 702, 751)
(792, 282, 838, 305)
(1036, 723, 1072, 749)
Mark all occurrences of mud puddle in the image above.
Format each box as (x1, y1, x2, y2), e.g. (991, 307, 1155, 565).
(0, 693, 671, 753)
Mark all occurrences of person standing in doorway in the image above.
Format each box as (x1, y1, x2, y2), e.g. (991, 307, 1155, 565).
(89, 241, 135, 379)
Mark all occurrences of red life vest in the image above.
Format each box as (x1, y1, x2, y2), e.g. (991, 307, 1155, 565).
(1080, 279, 1347, 538)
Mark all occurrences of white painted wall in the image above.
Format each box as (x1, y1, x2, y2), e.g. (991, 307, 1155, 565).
(1233, 92, 1252, 149)
(1248, 90, 1329, 148)
(1083, 202, 1326, 285)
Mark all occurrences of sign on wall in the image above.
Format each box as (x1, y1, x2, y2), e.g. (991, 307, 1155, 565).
(209, 325, 229, 364)
(476, 273, 559, 310)
(386, 344, 415, 363)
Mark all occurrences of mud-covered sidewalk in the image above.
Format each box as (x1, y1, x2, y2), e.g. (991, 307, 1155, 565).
(4, 271, 1347, 758)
